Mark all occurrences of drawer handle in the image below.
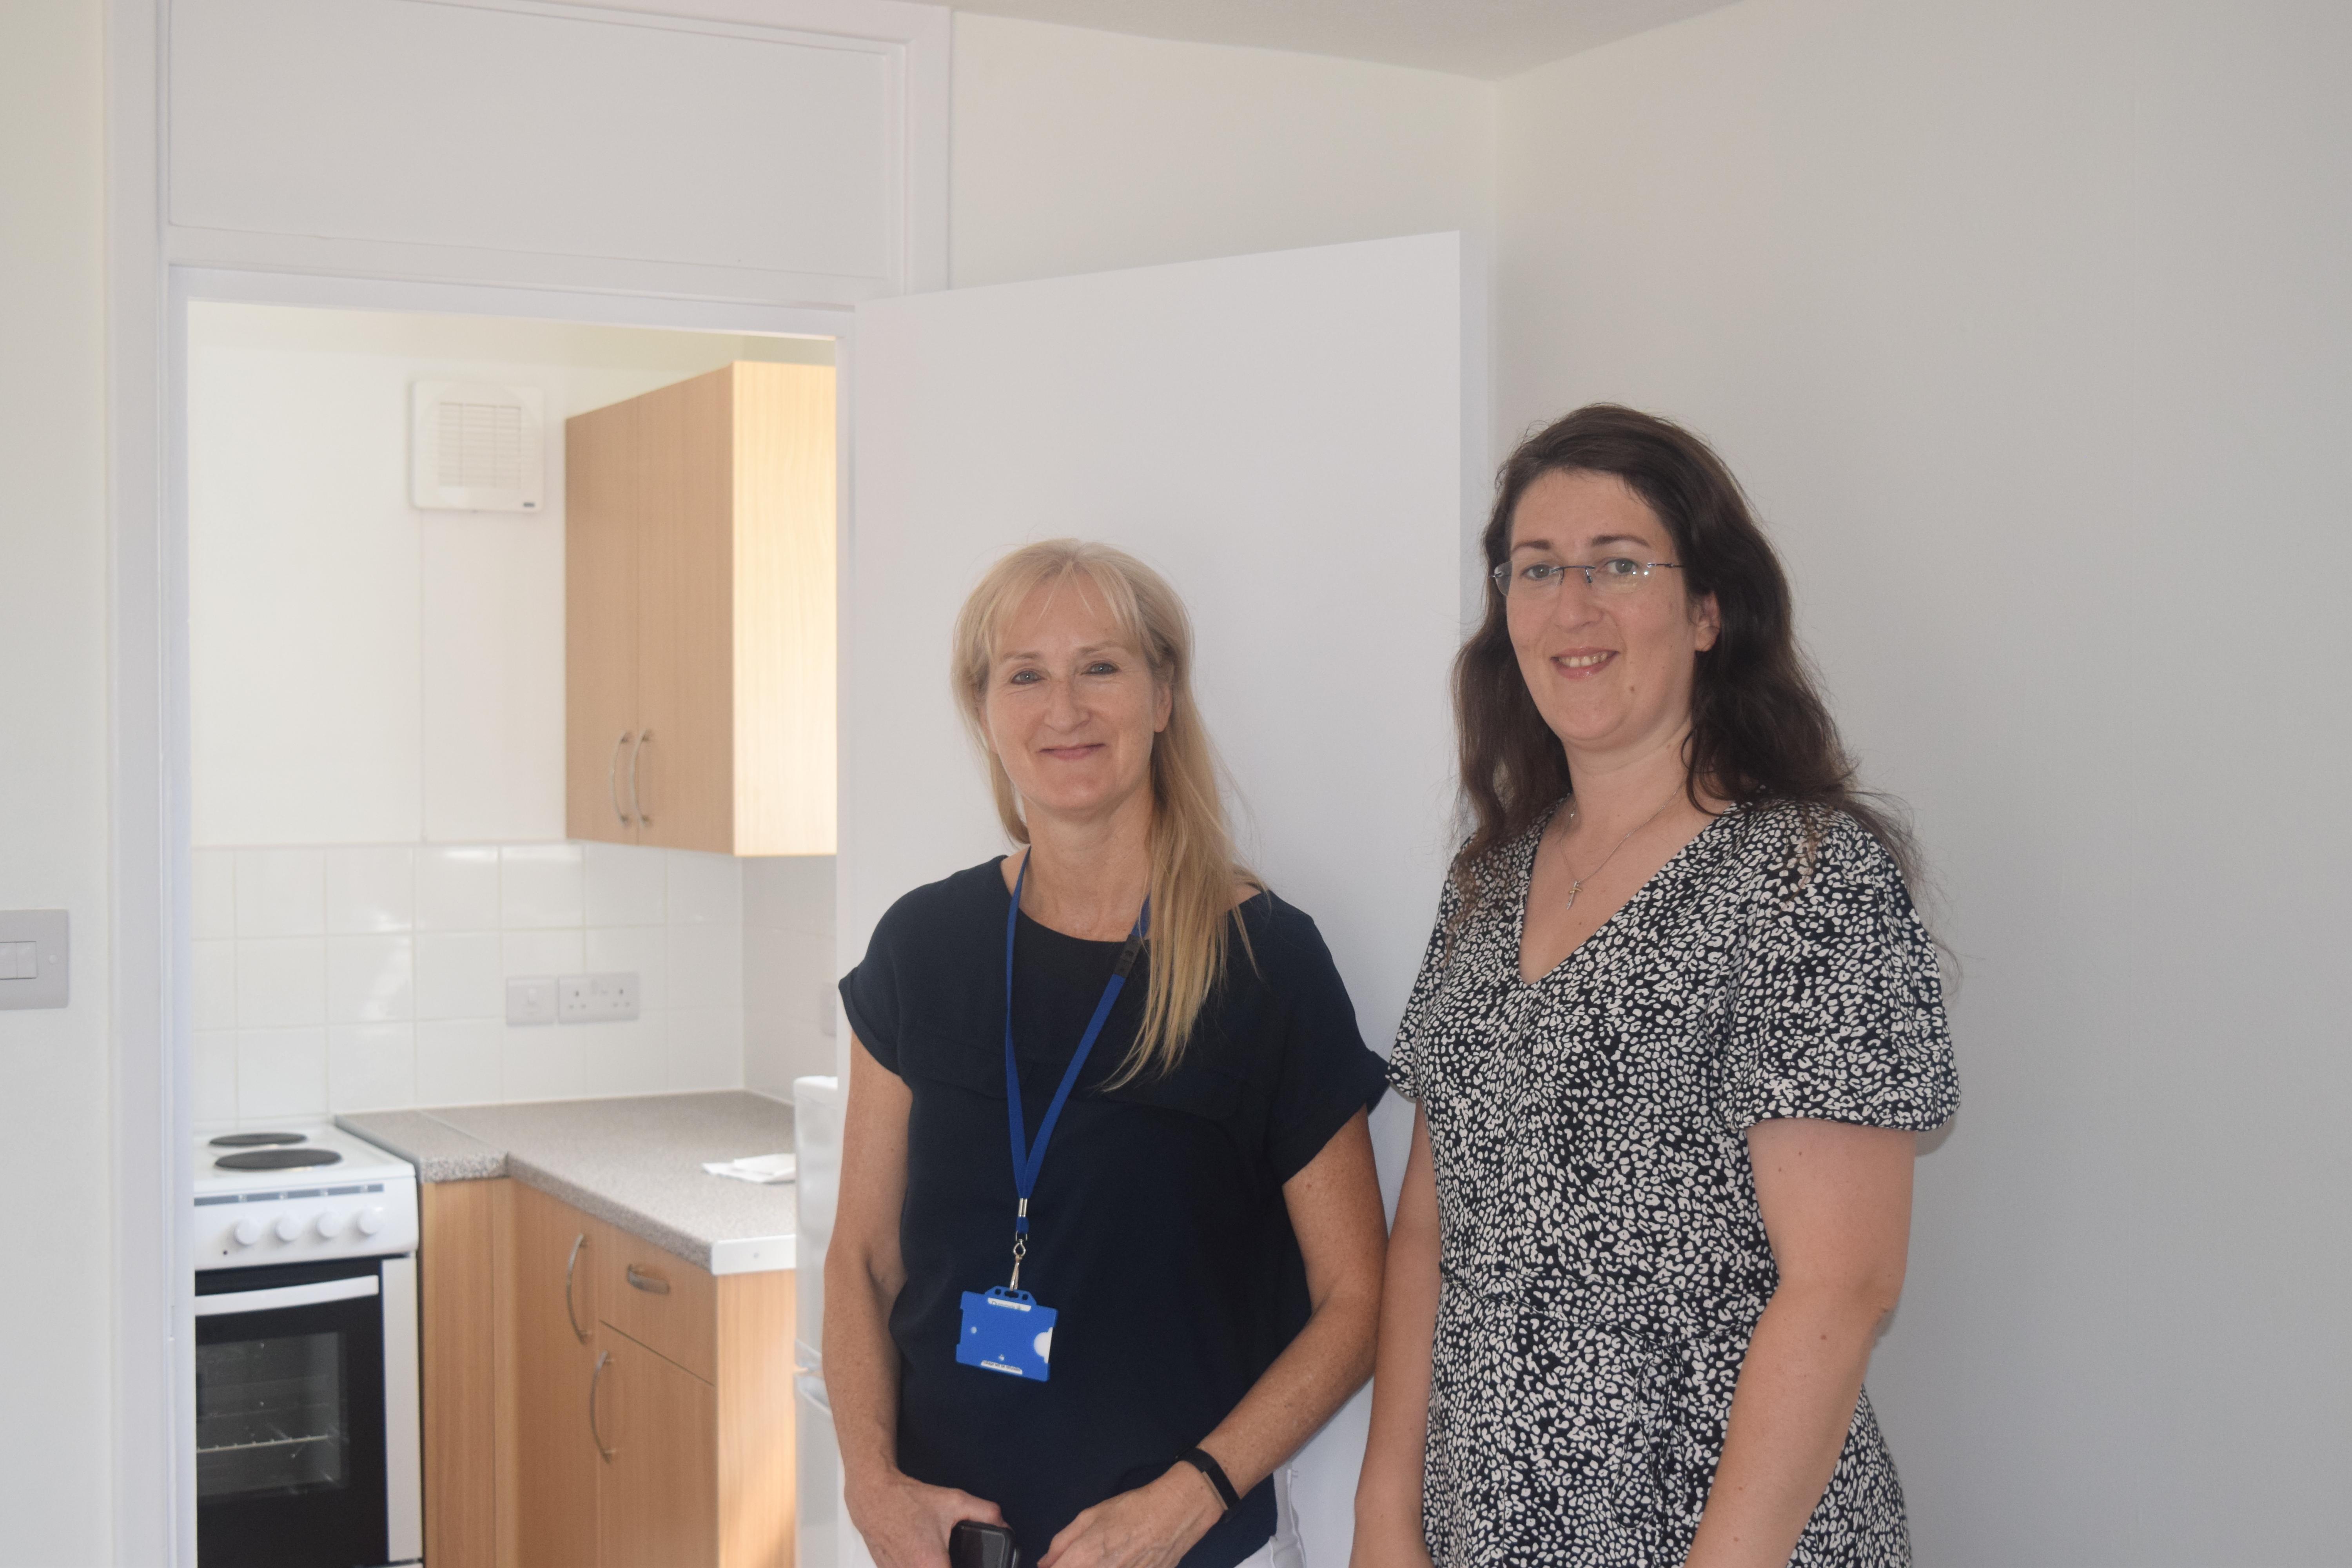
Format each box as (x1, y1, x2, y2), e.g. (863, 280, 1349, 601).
(563, 1233, 588, 1343)
(626, 1263, 670, 1296)
(588, 1350, 614, 1462)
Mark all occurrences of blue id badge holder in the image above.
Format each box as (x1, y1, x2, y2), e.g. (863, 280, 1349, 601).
(957, 1287, 1058, 1380)
(960, 862, 1145, 1388)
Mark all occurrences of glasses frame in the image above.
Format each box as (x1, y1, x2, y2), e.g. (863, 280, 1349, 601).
(1490, 558, 1686, 598)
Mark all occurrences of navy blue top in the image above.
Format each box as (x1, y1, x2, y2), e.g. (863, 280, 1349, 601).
(840, 860, 1388, 1566)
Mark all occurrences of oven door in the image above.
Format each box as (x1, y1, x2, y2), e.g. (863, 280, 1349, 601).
(195, 1256, 392, 1568)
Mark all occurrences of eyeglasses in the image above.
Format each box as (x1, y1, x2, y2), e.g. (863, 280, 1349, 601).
(1491, 557, 1684, 601)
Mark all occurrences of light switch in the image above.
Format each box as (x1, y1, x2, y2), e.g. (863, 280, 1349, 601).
(0, 910, 69, 1009)
(506, 976, 557, 1026)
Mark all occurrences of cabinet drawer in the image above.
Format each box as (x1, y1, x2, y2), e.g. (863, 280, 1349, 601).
(598, 1227, 717, 1382)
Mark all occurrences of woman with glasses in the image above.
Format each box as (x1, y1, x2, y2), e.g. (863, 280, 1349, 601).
(1353, 407, 1958, 1568)
(829, 540, 1390, 1568)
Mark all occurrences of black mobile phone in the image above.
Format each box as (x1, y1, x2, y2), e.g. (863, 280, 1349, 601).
(947, 1519, 1022, 1568)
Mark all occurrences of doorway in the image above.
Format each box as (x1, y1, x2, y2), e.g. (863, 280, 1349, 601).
(164, 276, 852, 1562)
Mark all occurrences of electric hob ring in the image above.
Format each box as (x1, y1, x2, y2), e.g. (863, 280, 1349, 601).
(212, 1147, 344, 1171)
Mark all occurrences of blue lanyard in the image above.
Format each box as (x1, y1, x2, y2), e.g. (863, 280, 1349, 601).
(1002, 854, 1147, 1285)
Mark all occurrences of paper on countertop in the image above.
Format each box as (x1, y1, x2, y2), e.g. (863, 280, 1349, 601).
(702, 1152, 797, 1185)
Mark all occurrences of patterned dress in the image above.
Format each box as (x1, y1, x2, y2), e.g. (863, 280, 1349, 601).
(1388, 802, 1958, 1567)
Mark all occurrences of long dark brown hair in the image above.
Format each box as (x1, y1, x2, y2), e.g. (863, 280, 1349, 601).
(1453, 403, 1917, 915)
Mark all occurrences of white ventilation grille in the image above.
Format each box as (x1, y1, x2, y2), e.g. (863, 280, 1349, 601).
(411, 381, 545, 512)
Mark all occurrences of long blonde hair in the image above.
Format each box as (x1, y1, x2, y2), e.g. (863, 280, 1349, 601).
(952, 540, 1256, 1084)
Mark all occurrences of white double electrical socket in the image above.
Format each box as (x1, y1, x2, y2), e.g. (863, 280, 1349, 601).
(557, 972, 640, 1024)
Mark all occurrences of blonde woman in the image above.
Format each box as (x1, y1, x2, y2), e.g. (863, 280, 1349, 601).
(828, 541, 1390, 1568)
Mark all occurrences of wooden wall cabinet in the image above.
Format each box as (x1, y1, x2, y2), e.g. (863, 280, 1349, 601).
(566, 361, 836, 856)
(424, 1179, 798, 1568)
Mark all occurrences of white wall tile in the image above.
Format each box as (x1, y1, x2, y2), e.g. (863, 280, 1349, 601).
(238, 1027, 328, 1120)
(416, 845, 500, 931)
(668, 923, 744, 1012)
(329, 1023, 416, 1111)
(416, 1019, 503, 1105)
(502, 929, 583, 979)
(327, 846, 415, 934)
(235, 848, 324, 937)
(193, 939, 238, 1031)
(193, 849, 237, 940)
(500, 843, 584, 929)
(501, 1030, 584, 1102)
(194, 1030, 238, 1123)
(585, 842, 666, 927)
(666, 850, 741, 927)
(585, 926, 665, 1013)
(668, 1009, 743, 1092)
(581, 1018, 668, 1098)
(236, 938, 325, 1028)
(204, 835, 754, 1111)
(327, 935, 413, 1023)
(415, 931, 504, 1020)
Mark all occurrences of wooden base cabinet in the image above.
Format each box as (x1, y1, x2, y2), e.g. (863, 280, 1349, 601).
(512, 1182, 601, 1568)
(423, 1179, 797, 1568)
(597, 1328, 721, 1568)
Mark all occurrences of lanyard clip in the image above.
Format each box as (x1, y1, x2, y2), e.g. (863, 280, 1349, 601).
(1009, 1231, 1027, 1292)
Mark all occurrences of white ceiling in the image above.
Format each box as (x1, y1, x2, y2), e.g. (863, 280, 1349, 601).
(950, 0, 1742, 79)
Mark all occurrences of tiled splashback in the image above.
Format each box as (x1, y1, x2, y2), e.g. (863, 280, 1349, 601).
(191, 842, 745, 1128)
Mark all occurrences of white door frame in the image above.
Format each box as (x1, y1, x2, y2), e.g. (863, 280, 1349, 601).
(124, 256, 856, 1566)
(109, 54, 860, 1554)
(109, 0, 924, 1550)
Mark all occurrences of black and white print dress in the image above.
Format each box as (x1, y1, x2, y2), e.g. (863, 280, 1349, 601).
(1388, 801, 1958, 1567)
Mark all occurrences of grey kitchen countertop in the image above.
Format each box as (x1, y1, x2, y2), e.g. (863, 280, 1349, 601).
(339, 1091, 796, 1275)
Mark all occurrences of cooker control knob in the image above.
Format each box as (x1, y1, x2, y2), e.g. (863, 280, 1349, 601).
(273, 1214, 303, 1243)
(357, 1208, 385, 1237)
(316, 1212, 347, 1239)
(232, 1217, 263, 1247)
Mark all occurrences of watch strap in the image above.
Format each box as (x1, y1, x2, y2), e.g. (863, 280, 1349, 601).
(1178, 1447, 1241, 1513)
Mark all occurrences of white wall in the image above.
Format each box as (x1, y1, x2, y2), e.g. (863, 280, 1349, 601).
(949, 12, 1494, 288)
(187, 307, 846, 1116)
(187, 305, 829, 846)
(0, 2, 113, 1563)
(1495, 0, 2352, 1558)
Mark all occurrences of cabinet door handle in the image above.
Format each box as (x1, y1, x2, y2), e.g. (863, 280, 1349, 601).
(563, 1233, 588, 1343)
(625, 1263, 670, 1295)
(607, 732, 634, 826)
(628, 730, 652, 828)
(588, 1349, 614, 1461)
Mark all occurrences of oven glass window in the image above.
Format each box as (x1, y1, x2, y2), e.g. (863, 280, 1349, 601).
(195, 1261, 389, 1568)
(197, 1329, 350, 1501)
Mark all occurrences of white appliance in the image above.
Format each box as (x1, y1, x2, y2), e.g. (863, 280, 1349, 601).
(191, 1125, 423, 1568)
(793, 1076, 871, 1568)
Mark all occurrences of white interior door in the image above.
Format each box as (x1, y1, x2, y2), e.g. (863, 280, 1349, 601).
(842, 232, 1479, 1564)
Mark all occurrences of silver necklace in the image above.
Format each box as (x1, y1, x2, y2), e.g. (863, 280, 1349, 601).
(1557, 790, 1683, 911)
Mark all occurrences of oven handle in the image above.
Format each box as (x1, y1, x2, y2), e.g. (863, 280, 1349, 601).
(194, 1273, 379, 1316)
